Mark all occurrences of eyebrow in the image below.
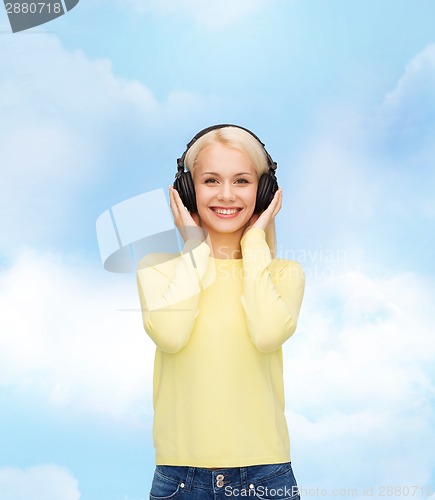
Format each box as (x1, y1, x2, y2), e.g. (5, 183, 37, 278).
(200, 172, 254, 177)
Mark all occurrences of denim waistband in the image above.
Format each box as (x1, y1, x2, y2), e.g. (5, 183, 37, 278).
(155, 462, 292, 492)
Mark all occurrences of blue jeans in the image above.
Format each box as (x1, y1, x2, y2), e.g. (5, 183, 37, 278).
(149, 462, 300, 499)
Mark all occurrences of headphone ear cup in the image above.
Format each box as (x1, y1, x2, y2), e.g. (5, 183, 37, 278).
(173, 171, 197, 213)
(255, 173, 278, 214)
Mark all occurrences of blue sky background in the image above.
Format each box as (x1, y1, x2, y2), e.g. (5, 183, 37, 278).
(1, 1, 435, 499)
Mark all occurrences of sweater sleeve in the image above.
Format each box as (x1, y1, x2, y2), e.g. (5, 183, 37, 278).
(136, 239, 211, 353)
(240, 228, 305, 353)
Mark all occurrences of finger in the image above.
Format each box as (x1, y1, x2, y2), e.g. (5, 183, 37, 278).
(172, 186, 188, 213)
(170, 186, 191, 221)
(268, 188, 282, 218)
(171, 190, 187, 229)
(251, 190, 281, 230)
(262, 189, 280, 217)
(170, 187, 201, 234)
(169, 186, 180, 210)
(272, 188, 283, 217)
(168, 186, 180, 220)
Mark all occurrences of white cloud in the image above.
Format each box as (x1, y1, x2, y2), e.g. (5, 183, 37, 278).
(0, 34, 156, 177)
(0, 33, 151, 255)
(283, 114, 382, 258)
(0, 464, 80, 500)
(382, 43, 435, 118)
(1, 245, 434, 494)
(0, 248, 155, 421)
(287, 408, 433, 497)
(284, 43, 435, 265)
(283, 269, 435, 492)
(290, 270, 435, 416)
(119, 0, 278, 29)
(374, 42, 435, 165)
(0, 32, 223, 256)
(0, 39, 434, 494)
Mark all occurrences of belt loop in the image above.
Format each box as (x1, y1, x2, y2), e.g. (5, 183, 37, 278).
(240, 466, 248, 492)
(182, 466, 195, 492)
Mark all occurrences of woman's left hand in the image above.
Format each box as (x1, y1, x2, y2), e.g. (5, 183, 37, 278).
(241, 188, 282, 239)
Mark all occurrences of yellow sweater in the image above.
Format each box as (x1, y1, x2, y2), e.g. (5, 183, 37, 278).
(136, 228, 305, 467)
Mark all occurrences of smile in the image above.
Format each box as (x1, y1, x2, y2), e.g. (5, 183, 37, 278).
(209, 207, 243, 218)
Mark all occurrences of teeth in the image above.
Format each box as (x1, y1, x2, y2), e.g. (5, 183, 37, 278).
(213, 208, 240, 215)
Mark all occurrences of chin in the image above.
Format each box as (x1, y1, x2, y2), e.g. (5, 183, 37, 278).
(205, 222, 244, 233)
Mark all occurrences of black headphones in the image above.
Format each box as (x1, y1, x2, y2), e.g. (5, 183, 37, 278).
(173, 124, 279, 214)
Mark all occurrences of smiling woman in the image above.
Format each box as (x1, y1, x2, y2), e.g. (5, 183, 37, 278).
(136, 125, 305, 500)
(181, 125, 279, 258)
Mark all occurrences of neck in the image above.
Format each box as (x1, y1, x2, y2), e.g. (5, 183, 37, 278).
(207, 228, 246, 259)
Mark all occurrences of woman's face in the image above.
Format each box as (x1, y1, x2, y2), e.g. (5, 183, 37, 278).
(193, 142, 258, 238)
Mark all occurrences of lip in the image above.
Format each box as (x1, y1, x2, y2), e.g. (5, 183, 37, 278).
(210, 206, 243, 210)
(209, 207, 243, 219)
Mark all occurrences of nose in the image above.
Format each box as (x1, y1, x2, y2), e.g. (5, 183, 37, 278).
(217, 181, 236, 202)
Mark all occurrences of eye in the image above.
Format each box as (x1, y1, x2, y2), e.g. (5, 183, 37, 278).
(203, 177, 250, 184)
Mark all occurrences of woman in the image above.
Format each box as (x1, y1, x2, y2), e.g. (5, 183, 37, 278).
(137, 125, 305, 499)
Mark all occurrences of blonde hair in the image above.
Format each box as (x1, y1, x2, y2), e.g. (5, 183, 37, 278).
(184, 126, 277, 257)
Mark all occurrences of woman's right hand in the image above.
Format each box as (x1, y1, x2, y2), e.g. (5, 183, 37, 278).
(169, 186, 208, 245)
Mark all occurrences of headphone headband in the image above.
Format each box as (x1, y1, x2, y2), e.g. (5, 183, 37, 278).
(176, 123, 277, 175)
